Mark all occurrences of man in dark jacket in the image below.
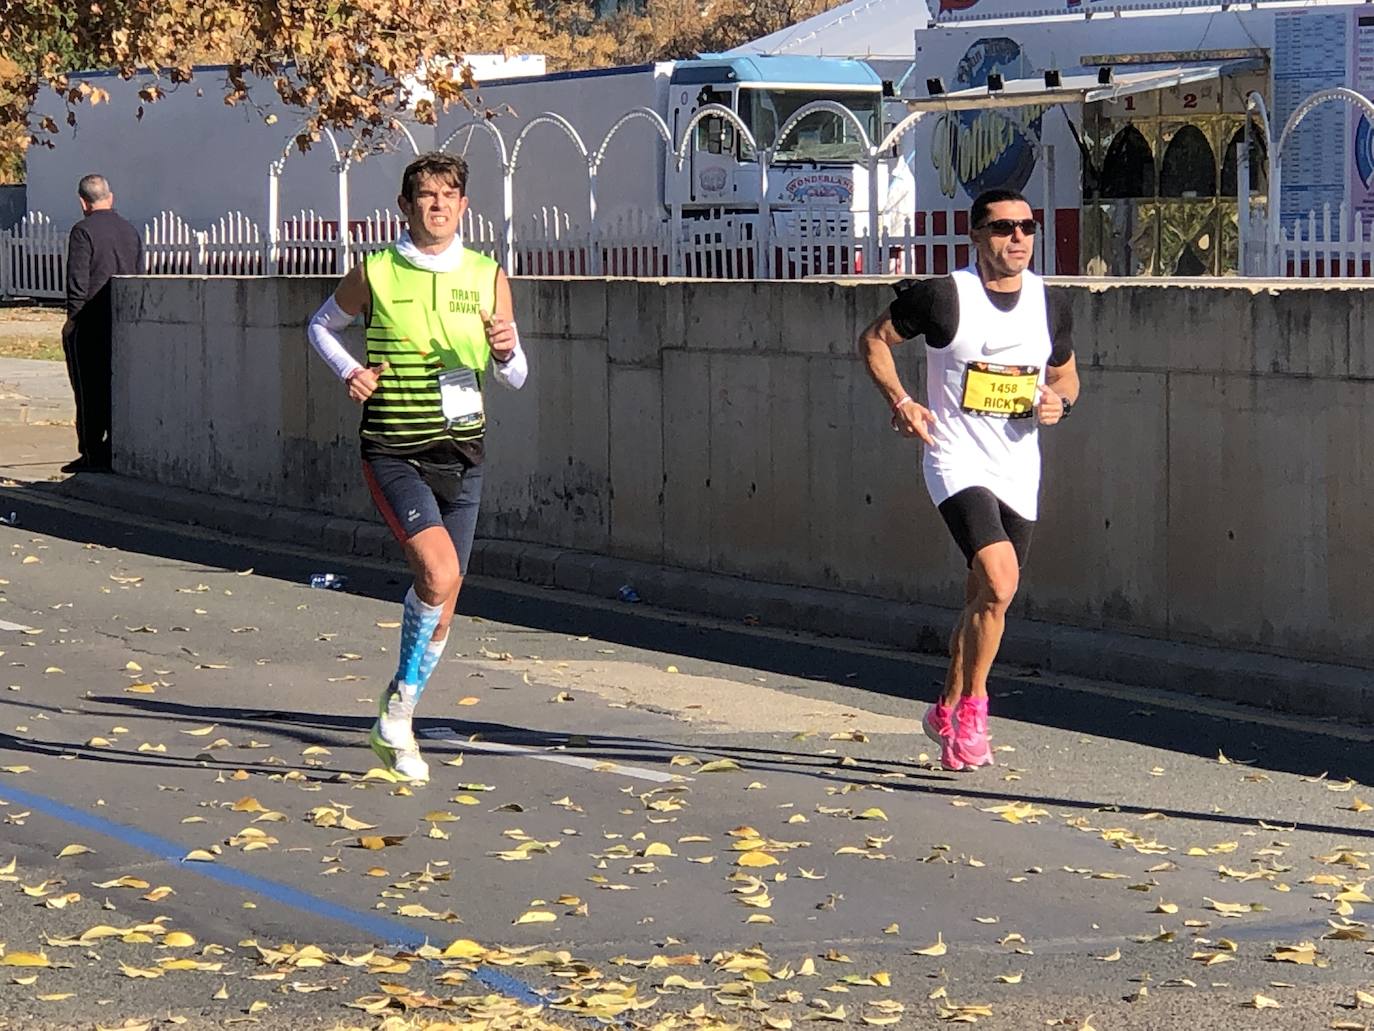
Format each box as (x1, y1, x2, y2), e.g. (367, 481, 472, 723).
(63, 174, 141, 472)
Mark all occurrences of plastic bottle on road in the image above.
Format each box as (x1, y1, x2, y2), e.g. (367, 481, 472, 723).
(310, 573, 348, 590)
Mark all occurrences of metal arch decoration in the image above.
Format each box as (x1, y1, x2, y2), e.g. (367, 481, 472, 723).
(592, 107, 673, 172)
(509, 112, 590, 172)
(1276, 86, 1374, 159)
(322, 126, 349, 173)
(265, 124, 352, 268)
(389, 119, 424, 158)
(673, 104, 759, 170)
(773, 100, 886, 277)
(587, 109, 675, 275)
(773, 99, 875, 157)
(1240, 90, 1272, 276)
(268, 122, 344, 175)
(437, 118, 516, 270)
(878, 109, 930, 156)
(438, 118, 511, 171)
(671, 103, 767, 274)
(1261, 87, 1374, 274)
(1244, 91, 1272, 150)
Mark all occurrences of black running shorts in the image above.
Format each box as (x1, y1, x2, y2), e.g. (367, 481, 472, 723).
(937, 486, 1035, 568)
(362, 453, 484, 572)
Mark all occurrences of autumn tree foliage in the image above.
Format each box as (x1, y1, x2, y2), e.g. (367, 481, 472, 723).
(544, 0, 849, 66)
(1, 0, 847, 181)
(1, 0, 548, 173)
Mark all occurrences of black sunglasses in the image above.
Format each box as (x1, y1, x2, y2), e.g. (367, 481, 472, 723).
(976, 218, 1038, 237)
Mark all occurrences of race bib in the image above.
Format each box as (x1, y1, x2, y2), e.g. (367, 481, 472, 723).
(960, 362, 1039, 419)
(438, 366, 483, 428)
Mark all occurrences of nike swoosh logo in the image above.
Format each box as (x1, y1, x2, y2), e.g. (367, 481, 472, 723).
(981, 343, 1021, 356)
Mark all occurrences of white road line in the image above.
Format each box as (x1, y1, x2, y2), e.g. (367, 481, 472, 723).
(0, 620, 34, 632)
(417, 727, 688, 784)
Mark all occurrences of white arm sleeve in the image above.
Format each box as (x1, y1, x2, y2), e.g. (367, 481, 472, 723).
(307, 296, 364, 382)
(490, 323, 528, 390)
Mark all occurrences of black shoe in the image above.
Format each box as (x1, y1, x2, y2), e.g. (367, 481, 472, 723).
(60, 457, 91, 474)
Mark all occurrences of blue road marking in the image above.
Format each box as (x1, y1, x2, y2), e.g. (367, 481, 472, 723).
(0, 780, 550, 1008)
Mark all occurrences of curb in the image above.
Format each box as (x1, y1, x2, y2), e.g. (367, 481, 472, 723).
(52, 472, 1374, 724)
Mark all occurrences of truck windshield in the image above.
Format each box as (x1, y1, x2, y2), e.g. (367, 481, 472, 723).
(740, 89, 880, 161)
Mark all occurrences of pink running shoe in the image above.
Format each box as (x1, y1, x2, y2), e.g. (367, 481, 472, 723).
(954, 695, 994, 768)
(922, 701, 964, 772)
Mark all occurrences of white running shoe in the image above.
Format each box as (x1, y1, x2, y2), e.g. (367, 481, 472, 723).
(369, 681, 429, 783)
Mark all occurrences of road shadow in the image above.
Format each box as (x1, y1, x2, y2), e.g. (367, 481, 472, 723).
(4, 483, 1371, 788)
(5, 693, 1365, 844)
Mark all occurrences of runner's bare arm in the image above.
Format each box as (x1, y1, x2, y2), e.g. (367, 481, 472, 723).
(1038, 353, 1080, 426)
(858, 308, 936, 446)
(334, 261, 369, 317)
(1046, 352, 1079, 401)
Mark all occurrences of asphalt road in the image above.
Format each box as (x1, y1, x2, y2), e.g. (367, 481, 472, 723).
(0, 483, 1370, 1031)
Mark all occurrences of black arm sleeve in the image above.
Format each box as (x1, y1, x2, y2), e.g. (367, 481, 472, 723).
(888, 277, 959, 348)
(1047, 287, 1074, 367)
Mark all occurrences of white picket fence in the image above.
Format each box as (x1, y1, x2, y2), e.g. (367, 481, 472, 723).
(0, 208, 505, 300)
(506, 205, 980, 281)
(0, 204, 997, 300)
(1, 212, 66, 300)
(1276, 202, 1374, 278)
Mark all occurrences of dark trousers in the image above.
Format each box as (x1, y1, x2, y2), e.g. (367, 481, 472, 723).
(61, 318, 112, 466)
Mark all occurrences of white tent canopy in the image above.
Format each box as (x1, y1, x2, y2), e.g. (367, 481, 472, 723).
(907, 57, 1266, 110)
(725, 0, 933, 61)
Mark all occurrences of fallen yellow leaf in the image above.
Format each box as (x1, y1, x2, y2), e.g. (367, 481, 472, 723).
(698, 759, 742, 773)
(0, 952, 50, 967)
(737, 851, 779, 868)
(912, 935, 947, 958)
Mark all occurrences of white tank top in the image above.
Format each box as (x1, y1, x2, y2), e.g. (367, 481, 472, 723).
(921, 265, 1053, 521)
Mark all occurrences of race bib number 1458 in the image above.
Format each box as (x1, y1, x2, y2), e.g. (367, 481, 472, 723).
(960, 362, 1039, 419)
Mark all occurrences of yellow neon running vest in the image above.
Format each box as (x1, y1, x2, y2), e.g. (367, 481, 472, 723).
(360, 245, 499, 453)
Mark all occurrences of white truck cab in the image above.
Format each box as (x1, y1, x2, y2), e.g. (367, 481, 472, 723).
(664, 55, 913, 231)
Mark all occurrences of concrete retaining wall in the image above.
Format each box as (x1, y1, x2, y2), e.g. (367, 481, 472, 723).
(111, 275, 1374, 670)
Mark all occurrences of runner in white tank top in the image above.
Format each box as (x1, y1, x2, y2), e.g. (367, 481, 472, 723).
(857, 189, 1081, 772)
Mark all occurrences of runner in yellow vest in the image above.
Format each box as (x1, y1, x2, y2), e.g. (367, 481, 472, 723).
(307, 153, 528, 782)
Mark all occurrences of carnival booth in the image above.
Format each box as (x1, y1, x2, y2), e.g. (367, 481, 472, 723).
(910, 0, 1374, 275)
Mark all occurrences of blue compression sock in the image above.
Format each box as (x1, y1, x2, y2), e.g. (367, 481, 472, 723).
(395, 586, 444, 689)
(413, 633, 449, 701)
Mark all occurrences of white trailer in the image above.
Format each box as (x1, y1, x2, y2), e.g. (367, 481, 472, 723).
(445, 54, 916, 243)
(22, 55, 543, 232)
(23, 68, 432, 231)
